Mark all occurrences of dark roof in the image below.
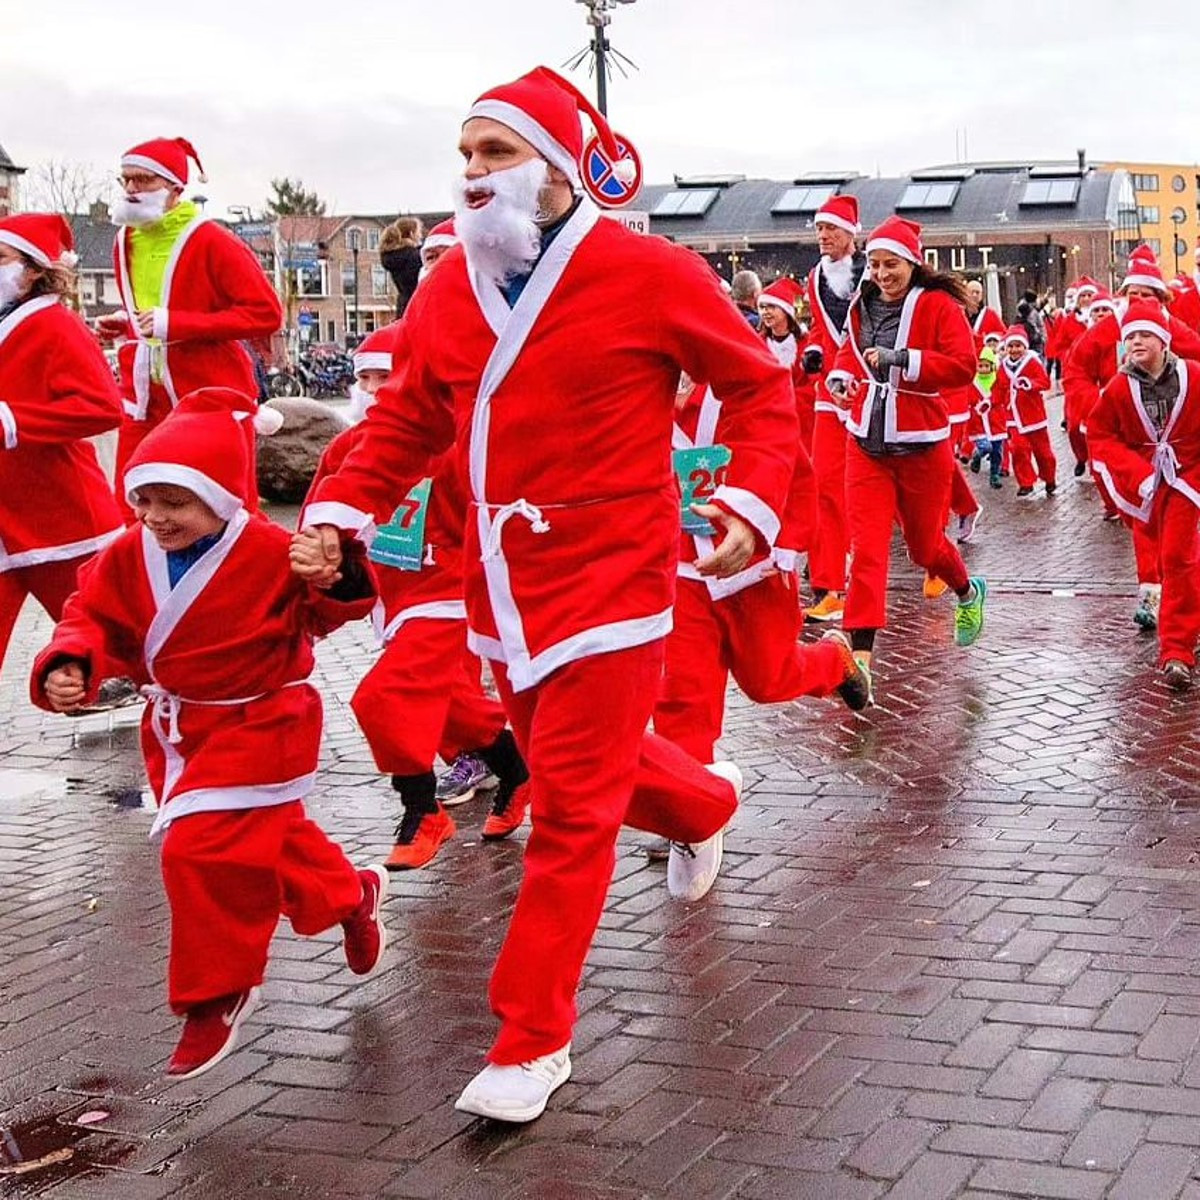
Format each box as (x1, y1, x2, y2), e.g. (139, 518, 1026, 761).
(0, 142, 25, 174)
(640, 164, 1132, 244)
(67, 216, 117, 272)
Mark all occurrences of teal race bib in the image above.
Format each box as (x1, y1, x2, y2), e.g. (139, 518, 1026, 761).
(674, 444, 732, 536)
(368, 477, 432, 571)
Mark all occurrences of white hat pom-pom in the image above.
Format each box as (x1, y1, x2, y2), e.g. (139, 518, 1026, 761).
(59, 251, 79, 269)
(253, 404, 285, 436)
(612, 158, 637, 185)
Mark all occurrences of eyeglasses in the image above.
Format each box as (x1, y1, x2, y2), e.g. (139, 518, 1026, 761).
(116, 173, 165, 191)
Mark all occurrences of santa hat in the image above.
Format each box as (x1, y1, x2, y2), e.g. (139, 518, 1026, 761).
(813, 195, 860, 235)
(866, 216, 923, 265)
(120, 137, 207, 187)
(464, 66, 636, 189)
(420, 218, 458, 263)
(1075, 276, 1101, 296)
(0, 213, 77, 269)
(1120, 298, 1172, 347)
(1087, 289, 1117, 315)
(1129, 243, 1159, 265)
(759, 277, 804, 315)
(1003, 325, 1030, 348)
(353, 323, 402, 376)
(982, 330, 1003, 346)
(1121, 251, 1168, 295)
(124, 389, 262, 518)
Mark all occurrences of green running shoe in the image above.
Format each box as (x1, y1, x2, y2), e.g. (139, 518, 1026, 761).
(955, 576, 987, 647)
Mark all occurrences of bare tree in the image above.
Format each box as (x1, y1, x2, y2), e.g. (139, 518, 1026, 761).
(26, 159, 108, 215)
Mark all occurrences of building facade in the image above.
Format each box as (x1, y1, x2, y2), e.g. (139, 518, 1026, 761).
(1102, 160, 1200, 279)
(0, 143, 26, 217)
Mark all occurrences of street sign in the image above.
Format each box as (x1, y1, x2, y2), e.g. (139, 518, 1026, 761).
(284, 242, 320, 269)
(298, 312, 317, 327)
(234, 221, 274, 241)
(603, 209, 649, 235)
(581, 131, 642, 209)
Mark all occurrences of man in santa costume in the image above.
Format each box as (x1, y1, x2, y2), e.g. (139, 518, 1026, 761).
(1060, 277, 1099, 474)
(294, 66, 797, 1123)
(0, 214, 124, 673)
(97, 137, 282, 512)
(802, 194, 865, 624)
(419, 218, 459, 276)
(965, 278, 1005, 347)
(994, 326, 1056, 497)
(32, 389, 386, 1080)
(1088, 300, 1200, 690)
(1063, 249, 1200, 629)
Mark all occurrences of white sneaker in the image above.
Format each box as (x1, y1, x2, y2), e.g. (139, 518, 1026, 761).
(454, 1044, 571, 1123)
(667, 761, 742, 902)
(956, 508, 981, 544)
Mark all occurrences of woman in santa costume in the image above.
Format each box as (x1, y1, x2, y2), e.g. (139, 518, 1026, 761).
(32, 389, 386, 1080)
(307, 323, 529, 870)
(0, 213, 124, 672)
(826, 216, 987, 696)
(993, 326, 1056, 497)
(758, 277, 816, 454)
(296, 66, 797, 1123)
(96, 137, 282, 513)
(1088, 300, 1200, 690)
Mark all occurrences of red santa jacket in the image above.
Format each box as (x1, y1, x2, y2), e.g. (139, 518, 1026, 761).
(763, 331, 816, 451)
(971, 305, 1006, 347)
(1170, 282, 1200, 334)
(0, 295, 123, 572)
(805, 258, 856, 421)
(307, 421, 467, 644)
(305, 201, 797, 693)
(31, 511, 374, 834)
(827, 286, 977, 445)
(112, 215, 282, 424)
(994, 351, 1052, 434)
(1088, 358, 1200, 521)
(673, 381, 806, 600)
(965, 376, 1011, 442)
(1063, 310, 1200, 429)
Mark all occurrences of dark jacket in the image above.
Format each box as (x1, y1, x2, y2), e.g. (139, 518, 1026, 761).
(380, 245, 422, 316)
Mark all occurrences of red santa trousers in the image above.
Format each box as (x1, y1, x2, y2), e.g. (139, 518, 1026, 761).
(1010, 428, 1058, 489)
(1148, 490, 1200, 666)
(844, 439, 971, 631)
(948, 459, 980, 520)
(350, 620, 505, 775)
(487, 641, 737, 1064)
(0, 557, 85, 672)
(160, 801, 363, 1011)
(655, 575, 849, 762)
(809, 409, 849, 593)
(1133, 520, 1162, 586)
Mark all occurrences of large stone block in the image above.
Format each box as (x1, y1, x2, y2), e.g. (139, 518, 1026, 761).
(256, 398, 347, 502)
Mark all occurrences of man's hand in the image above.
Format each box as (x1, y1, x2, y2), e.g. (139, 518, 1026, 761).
(45, 662, 87, 713)
(134, 311, 157, 337)
(692, 507, 757, 577)
(95, 312, 128, 341)
(290, 525, 343, 588)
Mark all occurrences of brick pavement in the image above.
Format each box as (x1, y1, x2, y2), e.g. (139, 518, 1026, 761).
(5, 415, 1200, 1198)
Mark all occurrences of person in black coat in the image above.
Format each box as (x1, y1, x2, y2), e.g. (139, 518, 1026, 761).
(380, 216, 424, 316)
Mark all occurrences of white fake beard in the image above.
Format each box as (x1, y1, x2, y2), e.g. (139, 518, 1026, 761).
(453, 159, 550, 287)
(822, 253, 856, 300)
(346, 384, 376, 425)
(0, 262, 26, 308)
(112, 190, 171, 227)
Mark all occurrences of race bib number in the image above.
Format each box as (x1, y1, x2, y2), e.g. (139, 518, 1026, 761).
(369, 477, 432, 571)
(673, 444, 732, 536)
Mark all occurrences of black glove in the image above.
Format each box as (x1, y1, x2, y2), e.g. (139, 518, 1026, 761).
(801, 346, 824, 375)
(874, 347, 910, 371)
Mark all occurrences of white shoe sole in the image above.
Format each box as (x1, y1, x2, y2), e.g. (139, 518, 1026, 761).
(668, 827, 725, 902)
(168, 985, 261, 1081)
(454, 1055, 572, 1123)
(359, 865, 389, 976)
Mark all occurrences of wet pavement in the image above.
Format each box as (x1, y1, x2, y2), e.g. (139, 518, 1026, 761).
(5, 413, 1200, 1198)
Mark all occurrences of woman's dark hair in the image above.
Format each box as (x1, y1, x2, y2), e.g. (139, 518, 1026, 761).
(860, 261, 970, 307)
(19, 253, 76, 305)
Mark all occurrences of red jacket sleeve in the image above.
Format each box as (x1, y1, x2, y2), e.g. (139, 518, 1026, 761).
(1062, 324, 1106, 422)
(902, 293, 977, 392)
(1086, 381, 1155, 518)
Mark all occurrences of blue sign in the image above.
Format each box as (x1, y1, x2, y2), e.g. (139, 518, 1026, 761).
(581, 131, 643, 209)
(298, 312, 317, 327)
(234, 221, 274, 241)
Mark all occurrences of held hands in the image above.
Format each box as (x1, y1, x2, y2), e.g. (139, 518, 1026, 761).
(44, 662, 87, 713)
(692, 507, 757, 577)
(135, 311, 157, 337)
(290, 525, 343, 589)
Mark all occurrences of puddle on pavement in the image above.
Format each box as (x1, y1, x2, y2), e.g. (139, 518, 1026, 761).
(0, 1112, 136, 1187)
(0, 769, 70, 802)
(104, 786, 156, 811)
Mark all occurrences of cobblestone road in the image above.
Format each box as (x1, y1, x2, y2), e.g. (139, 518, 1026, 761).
(5, 416, 1200, 1198)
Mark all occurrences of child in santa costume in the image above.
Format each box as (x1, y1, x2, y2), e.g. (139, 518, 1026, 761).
(802, 194, 865, 625)
(31, 390, 386, 1080)
(1088, 300, 1200, 690)
(826, 216, 986, 695)
(296, 65, 797, 1123)
(308, 324, 529, 870)
(0, 214, 124, 672)
(967, 345, 1008, 490)
(654, 376, 870, 759)
(994, 326, 1056, 497)
(96, 137, 282, 513)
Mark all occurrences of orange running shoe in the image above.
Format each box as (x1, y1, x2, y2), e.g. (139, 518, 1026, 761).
(922, 572, 948, 599)
(482, 782, 530, 841)
(804, 593, 845, 623)
(385, 806, 456, 871)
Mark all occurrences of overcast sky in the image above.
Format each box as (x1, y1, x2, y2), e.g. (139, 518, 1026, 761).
(5, 1, 1200, 219)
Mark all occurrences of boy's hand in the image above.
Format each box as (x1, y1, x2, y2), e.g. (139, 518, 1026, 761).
(45, 662, 88, 712)
(290, 526, 343, 589)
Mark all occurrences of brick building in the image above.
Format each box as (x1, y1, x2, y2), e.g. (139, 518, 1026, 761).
(1102, 160, 1200, 279)
(641, 159, 1141, 316)
(0, 142, 26, 217)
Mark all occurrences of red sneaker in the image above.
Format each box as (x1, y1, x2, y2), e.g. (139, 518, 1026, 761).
(384, 806, 456, 871)
(342, 865, 388, 976)
(482, 782, 530, 841)
(166, 987, 260, 1079)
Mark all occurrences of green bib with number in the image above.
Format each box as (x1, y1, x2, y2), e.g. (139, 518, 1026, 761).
(369, 477, 433, 571)
(673, 444, 732, 536)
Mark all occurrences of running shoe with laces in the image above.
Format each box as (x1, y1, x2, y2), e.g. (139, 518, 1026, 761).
(435, 754, 497, 807)
(667, 761, 741, 902)
(1134, 587, 1161, 632)
(822, 629, 872, 712)
(923, 572, 948, 599)
(803, 593, 845, 623)
(455, 1043, 572, 1123)
(342, 865, 388, 974)
(1164, 660, 1192, 691)
(481, 782, 530, 841)
(956, 508, 982, 544)
(385, 806, 456, 871)
(954, 576, 988, 647)
(167, 987, 260, 1079)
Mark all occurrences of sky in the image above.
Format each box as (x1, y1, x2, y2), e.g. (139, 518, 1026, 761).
(5, 0, 1200, 220)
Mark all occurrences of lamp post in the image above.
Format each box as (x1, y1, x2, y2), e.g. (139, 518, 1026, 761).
(1172, 209, 1186, 277)
(347, 227, 361, 348)
(570, 0, 638, 116)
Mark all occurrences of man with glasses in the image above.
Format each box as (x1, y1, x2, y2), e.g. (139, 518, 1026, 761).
(97, 137, 281, 509)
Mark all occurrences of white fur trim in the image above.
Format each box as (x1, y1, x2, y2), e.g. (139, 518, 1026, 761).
(465, 99, 580, 184)
(120, 153, 185, 188)
(0, 231, 50, 267)
(379, 599, 468, 645)
(0, 401, 16, 449)
(353, 351, 392, 374)
(1121, 273, 1168, 294)
(149, 772, 318, 837)
(151, 307, 169, 340)
(301, 500, 376, 538)
(814, 212, 860, 235)
(125, 462, 242, 520)
(866, 236, 921, 264)
(710, 484, 781, 547)
(1122, 318, 1172, 346)
(902, 349, 922, 382)
(772, 548, 799, 573)
(253, 406, 285, 436)
(0, 527, 122, 574)
(759, 294, 794, 314)
(422, 233, 458, 252)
